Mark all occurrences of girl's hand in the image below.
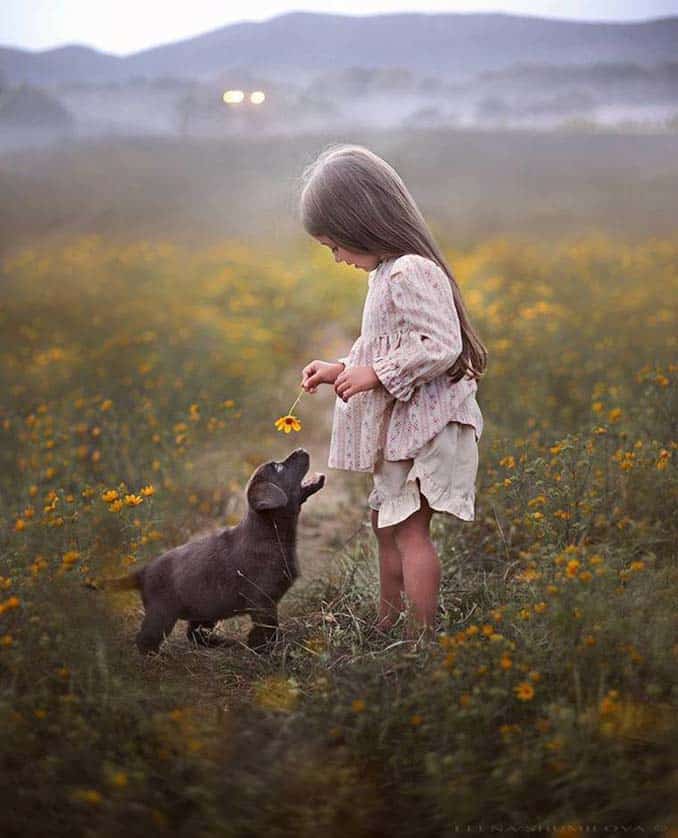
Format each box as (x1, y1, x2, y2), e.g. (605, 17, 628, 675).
(334, 366, 381, 401)
(300, 360, 344, 393)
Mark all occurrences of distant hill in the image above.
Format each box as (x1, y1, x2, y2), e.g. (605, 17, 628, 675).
(1, 11, 677, 86)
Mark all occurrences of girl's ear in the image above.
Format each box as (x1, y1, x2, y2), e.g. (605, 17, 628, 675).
(247, 480, 288, 511)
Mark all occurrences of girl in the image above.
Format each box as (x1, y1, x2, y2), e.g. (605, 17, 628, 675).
(298, 144, 487, 639)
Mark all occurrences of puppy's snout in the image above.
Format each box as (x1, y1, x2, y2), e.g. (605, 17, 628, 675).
(285, 448, 309, 466)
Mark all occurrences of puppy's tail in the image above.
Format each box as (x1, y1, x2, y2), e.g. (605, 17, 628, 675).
(96, 571, 142, 592)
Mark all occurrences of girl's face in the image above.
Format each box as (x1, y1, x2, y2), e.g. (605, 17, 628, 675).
(314, 235, 384, 272)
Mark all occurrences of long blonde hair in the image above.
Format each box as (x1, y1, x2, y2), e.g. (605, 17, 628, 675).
(298, 143, 487, 382)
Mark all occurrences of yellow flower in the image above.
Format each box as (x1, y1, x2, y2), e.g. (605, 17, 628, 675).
(108, 500, 123, 512)
(514, 681, 535, 701)
(109, 771, 128, 788)
(410, 714, 424, 726)
(123, 494, 144, 506)
(255, 677, 299, 712)
(275, 388, 304, 433)
(351, 698, 366, 713)
(140, 485, 155, 496)
(566, 559, 581, 578)
(275, 414, 302, 433)
(101, 489, 119, 503)
(72, 788, 103, 806)
(0, 596, 20, 614)
(656, 449, 670, 470)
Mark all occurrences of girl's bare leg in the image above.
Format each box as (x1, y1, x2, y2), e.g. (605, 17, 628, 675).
(371, 508, 404, 629)
(393, 491, 440, 639)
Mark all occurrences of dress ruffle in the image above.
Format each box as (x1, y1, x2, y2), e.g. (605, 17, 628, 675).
(368, 457, 475, 528)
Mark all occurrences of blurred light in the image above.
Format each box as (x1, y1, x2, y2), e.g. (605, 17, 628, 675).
(250, 91, 266, 105)
(223, 90, 244, 104)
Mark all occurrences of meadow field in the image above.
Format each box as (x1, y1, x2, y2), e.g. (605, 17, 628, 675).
(0, 129, 676, 836)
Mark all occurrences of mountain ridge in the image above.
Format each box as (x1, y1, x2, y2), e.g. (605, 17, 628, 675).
(1, 11, 676, 86)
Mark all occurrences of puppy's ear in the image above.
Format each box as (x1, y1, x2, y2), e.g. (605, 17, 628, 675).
(247, 480, 288, 511)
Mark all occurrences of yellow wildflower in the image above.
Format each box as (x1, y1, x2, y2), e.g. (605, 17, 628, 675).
(275, 414, 302, 434)
(656, 449, 670, 470)
(351, 698, 366, 713)
(101, 489, 119, 503)
(0, 596, 20, 614)
(514, 681, 535, 701)
(566, 559, 581, 578)
(109, 771, 128, 788)
(72, 788, 103, 806)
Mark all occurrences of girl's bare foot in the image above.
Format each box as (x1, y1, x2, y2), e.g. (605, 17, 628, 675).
(375, 615, 396, 632)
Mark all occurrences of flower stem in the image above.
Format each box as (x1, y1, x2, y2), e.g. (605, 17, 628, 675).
(287, 387, 304, 416)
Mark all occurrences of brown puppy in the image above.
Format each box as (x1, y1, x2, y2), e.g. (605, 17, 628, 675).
(101, 448, 325, 654)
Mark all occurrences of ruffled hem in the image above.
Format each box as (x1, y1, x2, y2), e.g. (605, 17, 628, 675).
(368, 459, 475, 528)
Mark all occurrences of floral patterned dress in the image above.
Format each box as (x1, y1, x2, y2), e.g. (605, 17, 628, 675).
(327, 253, 483, 473)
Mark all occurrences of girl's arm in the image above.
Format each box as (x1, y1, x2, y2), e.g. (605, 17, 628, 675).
(371, 254, 462, 402)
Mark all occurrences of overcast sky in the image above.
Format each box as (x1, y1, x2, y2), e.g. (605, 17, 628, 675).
(2, 0, 676, 55)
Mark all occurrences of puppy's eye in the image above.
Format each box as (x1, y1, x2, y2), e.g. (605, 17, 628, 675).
(273, 463, 284, 473)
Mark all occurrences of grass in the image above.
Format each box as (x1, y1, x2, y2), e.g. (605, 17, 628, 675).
(0, 230, 676, 835)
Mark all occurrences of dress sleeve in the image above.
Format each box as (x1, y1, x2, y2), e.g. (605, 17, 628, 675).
(371, 255, 462, 402)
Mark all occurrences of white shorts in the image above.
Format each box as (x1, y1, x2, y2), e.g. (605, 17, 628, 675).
(368, 421, 479, 529)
